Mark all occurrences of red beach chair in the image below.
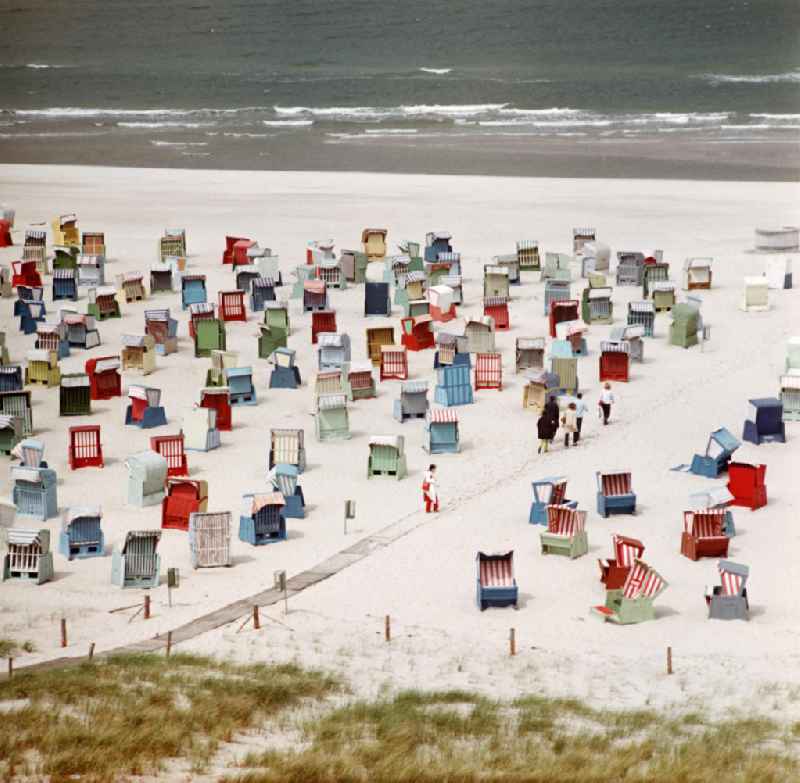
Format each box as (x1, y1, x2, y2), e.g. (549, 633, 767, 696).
(161, 478, 208, 531)
(599, 342, 630, 382)
(150, 434, 188, 477)
(218, 290, 247, 322)
(681, 510, 729, 561)
(549, 299, 579, 338)
(727, 462, 767, 511)
(68, 425, 104, 470)
(85, 356, 121, 400)
(200, 387, 231, 432)
(474, 352, 502, 390)
(380, 345, 408, 381)
(222, 235, 248, 265)
(400, 315, 434, 351)
(311, 310, 337, 344)
(599, 534, 645, 590)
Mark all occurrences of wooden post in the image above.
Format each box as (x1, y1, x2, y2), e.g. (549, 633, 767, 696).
(166, 631, 172, 658)
(253, 605, 260, 630)
(88, 643, 95, 661)
(7, 658, 12, 680)
(144, 594, 151, 620)
(509, 628, 516, 657)
(384, 614, 391, 642)
(667, 646, 673, 675)
(60, 618, 67, 648)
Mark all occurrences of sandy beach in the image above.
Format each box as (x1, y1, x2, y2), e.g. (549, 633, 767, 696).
(1, 164, 799, 724)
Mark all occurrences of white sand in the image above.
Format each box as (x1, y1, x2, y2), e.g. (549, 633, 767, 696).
(1, 165, 799, 720)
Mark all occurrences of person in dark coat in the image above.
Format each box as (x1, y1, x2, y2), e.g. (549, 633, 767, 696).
(544, 395, 560, 436)
(537, 411, 556, 454)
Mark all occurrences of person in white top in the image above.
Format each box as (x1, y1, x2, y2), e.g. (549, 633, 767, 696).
(422, 464, 439, 513)
(574, 392, 589, 443)
(599, 382, 615, 425)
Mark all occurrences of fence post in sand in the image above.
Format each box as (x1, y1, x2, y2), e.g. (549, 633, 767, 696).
(384, 615, 391, 642)
(88, 642, 95, 661)
(667, 646, 673, 675)
(510, 628, 516, 657)
(6, 658, 12, 680)
(166, 631, 173, 658)
(60, 618, 67, 648)
(253, 605, 261, 630)
(144, 595, 151, 620)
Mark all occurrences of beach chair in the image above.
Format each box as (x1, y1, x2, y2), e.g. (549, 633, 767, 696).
(551, 355, 578, 395)
(581, 286, 613, 324)
(340, 248, 369, 284)
(270, 348, 302, 389)
(199, 386, 231, 432)
(424, 231, 453, 263)
(2, 529, 54, 584)
(516, 337, 545, 373)
(683, 257, 713, 290)
(740, 277, 769, 312)
(316, 257, 346, 290)
(315, 393, 350, 441)
(348, 362, 375, 400)
(13, 438, 46, 469)
(0, 389, 32, 435)
(393, 381, 429, 422)
(264, 301, 289, 332)
(189, 511, 231, 568)
(161, 478, 208, 531)
(25, 350, 60, 388)
(0, 365, 23, 392)
(681, 510, 729, 560)
(480, 295, 508, 330)
(144, 309, 178, 355)
(181, 274, 207, 310)
(239, 492, 286, 545)
(401, 315, 434, 352)
(592, 559, 667, 625)
(182, 406, 220, 452)
(573, 227, 596, 255)
(542, 252, 572, 283)
(429, 284, 456, 322)
(121, 334, 157, 374)
(310, 310, 336, 345)
(125, 451, 168, 507)
(159, 228, 186, 260)
(474, 352, 502, 391)
(0, 415, 22, 454)
(516, 239, 540, 272)
(483, 265, 510, 300)
(764, 257, 792, 290)
(779, 374, 800, 421)
(426, 253, 460, 285)
(529, 477, 576, 525)
(217, 290, 246, 323)
(540, 506, 588, 558)
(607, 325, 644, 363)
(394, 270, 425, 311)
(433, 331, 466, 369)
(367, 435, 407, 479)
(291, 265, 314, 299)
(150, 434, 188, 477)
(688, 486, 736, 537)
(59, 507, 104, 560)
(314, 369, 349, 403)
(258, 322, 287, 360)
(380, 345, 409, 381)
(22, 242, 46, 277)
(193, 319, 226, 357)
(11, 260, 42, 289)
(522, 370, 559, 413)
(364, 281, 391, 316)
(0, 219, 11, 249)
(544, 280, 571, 316)
(464, 317, 495, 354)
(52, 245, 79, 272)
(727, 461, 767, 511)
(706, 561, 749, 621)
(362, 228, 388, 260)
(318, 332, 351, 371)
(116, 272, 145, 303)
(424, 408, 460, 454)
(627, 300, 655, 337)
(581, 241, 610, 275)
(0, 331, 9, 364)
(642, 263, 670, 299)
(650, 281, 676, 313)
(52, 268, 78, 301)
(250, 277, 276, 311)
(599, 342, 629, 383)
(303, 279, 328, 312)
(125, 385, 167, 429)
(82, 231, 105, 257)
(61, 311, 100, 349)
(235, 265, 261, 295)
(85, 356, 120, 400)
(434, 363, 474, 407)
(17, 298, 46, 336)
(548, 299, 578, 338)
(111, 530, 161, 588)
(221, 235, 247, 266)
(68, 425, 104, 469)
(742, 398, 785, 445)
(11, 464, 58, 521)
(86, 286, 120, 320)
(223, 366, 256, 406)
(34, 322, 68, 360)
(596, 471, 636, 517)
(690, 428, 741, 478)
(59, 373, 91, 416)
(599, 534, 645, 590)
(269, 428, 306, 472)
(668, 303, 699, 349)
(270, 463, 305, 519)
(77, 254, 105, 287)
(229, 238, 255, 268)
(494, 253, 521, 285)
(476, 551, 518, 611)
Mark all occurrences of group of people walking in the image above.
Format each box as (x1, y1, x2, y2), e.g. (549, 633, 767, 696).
(537, 383, 615, 454)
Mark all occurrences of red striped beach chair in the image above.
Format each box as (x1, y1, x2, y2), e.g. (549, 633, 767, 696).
(483, 297, 509, 330)
(592, 559, 667, 624)
(599, 341, 630, 382)
(150, 434, 188, 477)
(599, 534, 644, 589)
(380, 345, 408, 381)
(596, 471, 636, 516)
(476, 551, 518, 610)
(218, 290, 247, 322)
(706, 560, 749, 620)
(540, 505, 588, 558)
(474, 352, 502, 390)
(681, 510, 729, 561)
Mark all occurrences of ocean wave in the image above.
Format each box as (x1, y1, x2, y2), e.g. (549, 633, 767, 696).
(419, 67, 452, 75)
(498, 107, 582, 117)
(13, 106, 271, 118)
(26, 63, 70, 69)
(262, 119, 313, 127)
(274, 105, 392, 118)
(150, 140, 209, 147)
(117, 121, 214, 128)
(224, 132, 272, 138)
(720, 123, 800, 131)
(477, 119, 612, 128)
(274, 103, 507, 120)
(364, 128, 418, 134)
(750, 113, 800, 120)
(400, 103, 507, 116)
(698, 70, 800, 84)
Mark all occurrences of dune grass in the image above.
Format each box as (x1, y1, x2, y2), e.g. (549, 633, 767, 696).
(0, 655, 797, 783)
(0, 653, 339, 783)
